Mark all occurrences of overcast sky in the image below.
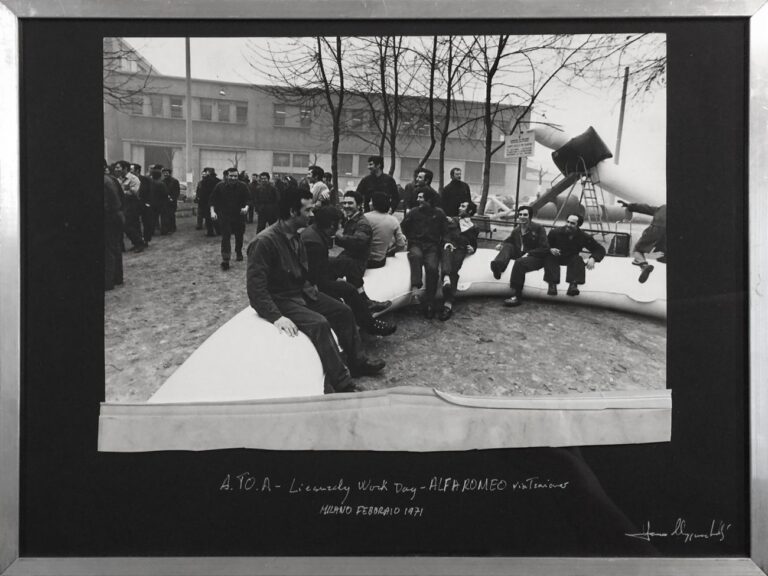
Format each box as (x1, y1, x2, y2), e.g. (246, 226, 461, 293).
(123, 36, 666, 197)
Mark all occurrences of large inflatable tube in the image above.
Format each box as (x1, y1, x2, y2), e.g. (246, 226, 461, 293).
(149, 249, 665, 404)
(534, 126, 666, 206)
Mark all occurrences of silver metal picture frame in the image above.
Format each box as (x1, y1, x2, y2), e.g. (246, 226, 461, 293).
(1, 1, 766, 574)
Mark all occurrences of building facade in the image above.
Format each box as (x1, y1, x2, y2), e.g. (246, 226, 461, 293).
(103, 45, 539, 202)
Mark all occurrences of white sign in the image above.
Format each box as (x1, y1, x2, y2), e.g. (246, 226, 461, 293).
(504, 130, 536, 158)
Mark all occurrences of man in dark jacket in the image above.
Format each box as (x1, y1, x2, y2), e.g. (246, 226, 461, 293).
(401, 187, 448, 318)
(210, 168, 250, 270)
(439, 200, 479, 320)
(440, 167, 472, 217)
(251, 172, 280, 233)
(619, 201, 667, 283)
(246, 183, 384, 394)
(112, 160, 144, 252)
(196, 167, 221, 237)
(544, 213, 606, 296)
(302, 206, 396, 336)
(161, 166, 181, 233)
(356, 155, 400, 213)
(130, 163, 155, 246)
(149, 165, 171, 236)
(329, 191, 390, 312)
(104, 171, 124, 291)
(490, 205, 550, 307)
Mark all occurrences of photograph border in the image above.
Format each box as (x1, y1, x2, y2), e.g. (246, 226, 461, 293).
(1, 1, 766, 574)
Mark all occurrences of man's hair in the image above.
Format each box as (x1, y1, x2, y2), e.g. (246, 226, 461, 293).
(130, 163, 142, 173)
(324, 172, 333, 180)
(149, 165, 163, 180)
(161, 167, 172, 174)
(567, 212, 584, 227)
(418, 168, 434, 184)
(309, 165, 325, 180)
(371, 191, 390, 213)
(313, 205, 342, 230)
(420, 188, 438, 206)
(203, 166, 216, 175)
(463, 200, 478, 217)
(367, 155, 384, 169)
(450, 167, 461, 178)
(259, 171, 270, 179)
(115, 160, 131, 172)
(278, 179, 312, 220)
(225, 167, 239, 177)
(343, 190, 363, 207)
(517, 205, 533, 217)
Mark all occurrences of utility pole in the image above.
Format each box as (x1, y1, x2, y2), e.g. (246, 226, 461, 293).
(185, 38, 193, 190)
(614, 66, 629, 165)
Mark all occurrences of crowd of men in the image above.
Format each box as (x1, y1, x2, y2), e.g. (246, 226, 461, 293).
(105, 153, 666, 394)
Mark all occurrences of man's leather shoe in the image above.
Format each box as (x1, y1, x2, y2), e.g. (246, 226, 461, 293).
(567, 283, 580, 296)
(438, 306, 453, 321)
(503, 296, 521, 307)
(350, 358, 385, 377)
(547, 283, 558, 296)
(220, 260, 230, 271)
(367, 299, 391, 313)
(638, 264, 654, 283)
(491, 262, 503, 280)
(367, 318, 396, 336)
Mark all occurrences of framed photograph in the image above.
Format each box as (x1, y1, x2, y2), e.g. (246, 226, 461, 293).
(1, 1, 766, 575)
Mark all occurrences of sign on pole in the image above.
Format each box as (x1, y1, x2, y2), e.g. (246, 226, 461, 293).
(504, 129, 536, 158)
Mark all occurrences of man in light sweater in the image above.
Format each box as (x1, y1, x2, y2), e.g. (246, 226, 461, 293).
(364, 192, 406, 269)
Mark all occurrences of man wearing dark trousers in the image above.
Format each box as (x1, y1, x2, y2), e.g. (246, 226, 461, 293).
(161, 166, 181, 233)
(253, 172, 280, 233)
(210, 168, 250, 270)
(130, 163, 155, 246)
(302, 206, 396, 336)
(112, 160, 144, 252)
(356, 155, 400, 213)
(104, 172, 124, 290)
(401, 187, 448, 319)
(439, 200, 479, 320)
(329, 191, 390, 312)
(491, 205, 550, 307)
(196, 167, 221, 236)
(148, 165, 171, 236)
(246, 183, 385, 394)
(544, 213, 606, 296)
(619, 200, 667, 283)
(440, 167, 472, 217)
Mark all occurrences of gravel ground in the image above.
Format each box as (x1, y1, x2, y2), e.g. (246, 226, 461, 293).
(105, 210, 666, 403)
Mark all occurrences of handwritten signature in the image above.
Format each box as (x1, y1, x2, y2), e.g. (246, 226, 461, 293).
(626, 519, 732, 543)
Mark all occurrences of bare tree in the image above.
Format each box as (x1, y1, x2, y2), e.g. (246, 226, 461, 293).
(102, 38, 156, 111)
(467, 33, 666, 214)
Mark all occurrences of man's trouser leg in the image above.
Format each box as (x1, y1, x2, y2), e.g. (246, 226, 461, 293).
(491, 243, 515, 277)
(407, 244, 425, 288)
(323, 280, 373, 330)
(219, 219, 233, 262)
(422, 244, 440, 304)
(509, 256, 546, 294)
(565, 254, 586, 284)
(329, 254, 365, 289)
(306, 292, 364, 368)
(543, 254, 563, 285)
(274, 297, 353, 393)
(441, 248, 466, 303)
(141, 205, 155, 243)
(123, 197, 144, 248)
(232, 217, 245, 256)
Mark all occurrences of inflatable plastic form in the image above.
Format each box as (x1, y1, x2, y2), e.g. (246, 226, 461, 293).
(98, 249, 669, 452)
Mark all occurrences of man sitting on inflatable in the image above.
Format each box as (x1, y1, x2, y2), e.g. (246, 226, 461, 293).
(544, 213, 606, 296)
(246, 183, 385, 394)
(490, 205, 550, 307)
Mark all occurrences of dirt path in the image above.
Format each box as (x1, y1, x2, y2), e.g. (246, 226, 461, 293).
(105, 212, 666, 403)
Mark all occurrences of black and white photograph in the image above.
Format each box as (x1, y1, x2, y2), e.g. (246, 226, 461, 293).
(100, 33, 669, 450)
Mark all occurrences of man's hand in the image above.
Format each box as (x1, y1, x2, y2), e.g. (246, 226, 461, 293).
(444, 243, 455, 252)
(334, 229, 345, 242)
(240, 207, 248, 216)
(550, 248, 561, 256)
(586, 257, 595, 270)
(210, 209, 218, 221)
(495, 243, 503, 251)
(467, 246, 475, 255)
(618, 200, 629, 208)
(274, 316, 299, 337)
